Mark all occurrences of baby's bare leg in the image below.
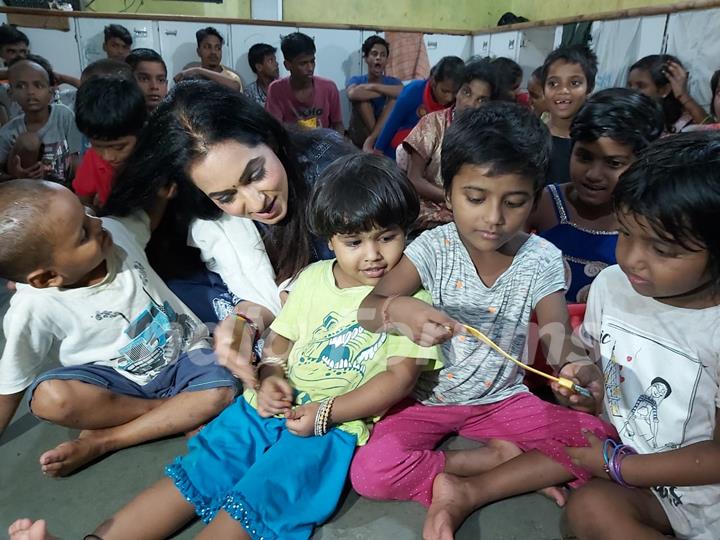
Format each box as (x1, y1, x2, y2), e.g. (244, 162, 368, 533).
(94, 477, 197, 540)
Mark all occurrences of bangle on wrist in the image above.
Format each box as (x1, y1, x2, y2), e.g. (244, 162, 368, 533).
(313, 396, 336, 436)
(235, 313, 259, 342)
(602, 439, 637, 487)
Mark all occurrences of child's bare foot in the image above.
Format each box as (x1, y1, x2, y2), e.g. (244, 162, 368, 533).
(8, 519, 56, 540)
(423, 473, 475, 540)
(39, 431, 107, 477)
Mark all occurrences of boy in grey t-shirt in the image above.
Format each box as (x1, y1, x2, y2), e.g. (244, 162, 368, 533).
(354, 103, 615, 540)
(0, 57, 81, 186)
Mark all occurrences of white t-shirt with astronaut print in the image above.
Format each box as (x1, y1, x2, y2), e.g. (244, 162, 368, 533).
(581, 265, 720, 540)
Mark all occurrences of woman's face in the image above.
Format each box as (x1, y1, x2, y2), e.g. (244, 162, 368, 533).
(189, 140, 289, 224)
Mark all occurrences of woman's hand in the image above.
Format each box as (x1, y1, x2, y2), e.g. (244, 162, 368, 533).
(551, 361, 604, 414)
(285, 402, 320, 437)
(387, 296, 462, 346)
(213, 315, 257, 389)
(256, 375, 293, 417)
(565, 430, 609, 478)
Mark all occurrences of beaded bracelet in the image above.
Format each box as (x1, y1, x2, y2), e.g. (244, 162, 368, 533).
(602, 439, 637, 487)
(313, 397, 336, 436)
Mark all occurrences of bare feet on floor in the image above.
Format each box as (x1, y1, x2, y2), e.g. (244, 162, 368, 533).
(422, 473, 475, 540)
(39, 430, 108, 477)
(8, 519, 56, 540)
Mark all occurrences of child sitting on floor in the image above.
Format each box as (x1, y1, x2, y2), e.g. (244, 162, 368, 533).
(43, 153, 441, 540)
(0, 56, 82, 185)
(125, 48, 168, 113)
(399, 58, 497, 232)
(265, 32, 344, 133)
(0, 180, 236, 477)
(541, 45, 597, 184)
(564, 131, 720, 540)
(356, 102, 616, 540)
(527, 87, 664, 303)
(72, 75, 146, 208)
(374, 56, 464, 158)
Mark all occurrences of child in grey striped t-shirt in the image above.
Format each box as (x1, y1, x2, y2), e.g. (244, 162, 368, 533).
(355, 103, 615, 539)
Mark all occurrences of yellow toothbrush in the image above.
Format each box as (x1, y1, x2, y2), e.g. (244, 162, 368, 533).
(462, 324, 593, 399)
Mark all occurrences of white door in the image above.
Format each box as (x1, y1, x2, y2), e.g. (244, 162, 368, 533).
(424, 33, 472, 66)
(76, 18, 158, 71)
(488, 31, 521, 61)
(11, 18, 82, 78)
(298, 27, 363, 128)
(230, 23, 294, 87)
(516, 27, 557, 85)
(665, 8, 720, 109)
(473, 34, 491, 58)
(157, 21, 233, 85)
(591, 15, 666, 91)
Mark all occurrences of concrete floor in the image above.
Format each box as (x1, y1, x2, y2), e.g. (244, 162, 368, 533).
(0, 400, 569, 540)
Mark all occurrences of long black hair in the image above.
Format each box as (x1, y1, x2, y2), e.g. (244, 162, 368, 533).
(103, 80, 323, 284)
(629, 55, 684, 132)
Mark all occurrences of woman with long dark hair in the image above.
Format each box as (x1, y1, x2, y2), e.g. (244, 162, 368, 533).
(104, 80, 353, 377)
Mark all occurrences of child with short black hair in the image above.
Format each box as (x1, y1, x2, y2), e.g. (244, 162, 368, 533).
(245, 42, 279, 107)
(491, 56, 523, 102)
(542, 45, 598, 184)
(81, 58, 133, 83)
(528, 87, 664, 302)
(374, 55, 465, 158)
(265, 31, 344, 132)
(528, 65, 548, 118)
(0, 179, 236, 477)
(356, 102, 616, 540)
(564, 131, 720, 540)
(0, 56, 82, 185)
(103, 24, 132, 61)
(399, 58, 498, 231)
(72, 75, 147, 207)
(346, 35, 403, 150)
(47, 153, 441, 540)
(628, 54, 708, 133)
(125, 47, 168, 112)
(0, 25, 29, 125)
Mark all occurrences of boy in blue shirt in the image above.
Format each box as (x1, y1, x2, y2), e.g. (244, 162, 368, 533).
(346, 35, 402, 151)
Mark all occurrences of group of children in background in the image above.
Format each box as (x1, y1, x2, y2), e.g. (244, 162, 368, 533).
(1, 17, 720, 540)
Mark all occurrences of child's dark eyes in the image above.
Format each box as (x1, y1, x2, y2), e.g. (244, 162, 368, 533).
(380, 233, 398, 242)
(607, 159, 626, 169)
(504, 199, 528, 208)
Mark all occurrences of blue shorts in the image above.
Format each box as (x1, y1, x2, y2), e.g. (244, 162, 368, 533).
(166, 269, 240, 324)
(166, 398, 357, 540)
(28, 349, 238, 409)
